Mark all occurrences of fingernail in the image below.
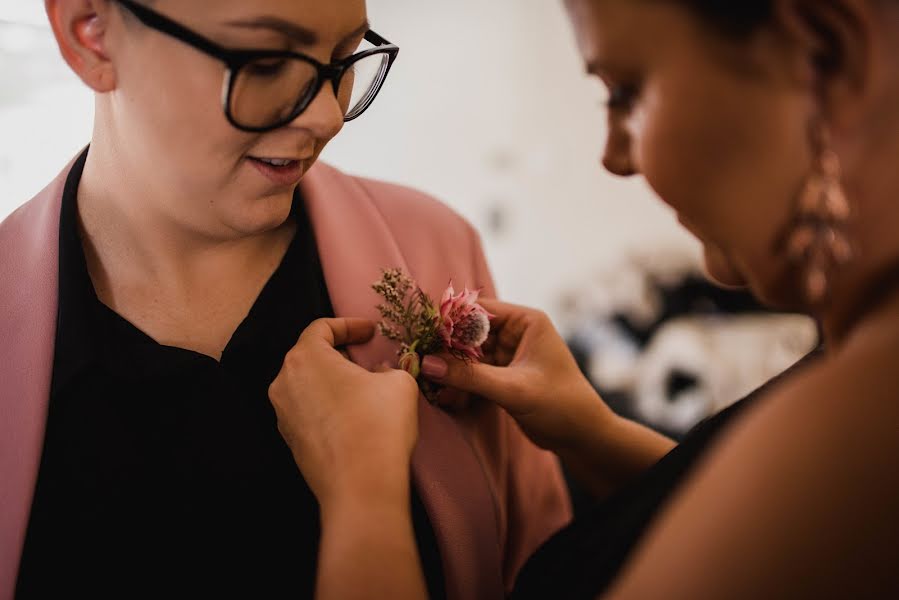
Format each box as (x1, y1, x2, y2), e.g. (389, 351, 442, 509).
(421, 355, 448, 379)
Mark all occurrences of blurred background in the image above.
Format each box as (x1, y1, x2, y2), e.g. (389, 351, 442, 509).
(0, 0, 817, 438)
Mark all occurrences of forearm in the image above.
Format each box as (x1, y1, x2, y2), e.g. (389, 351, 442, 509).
(316, 490, 428, 600)
(559, 404, 676, 500)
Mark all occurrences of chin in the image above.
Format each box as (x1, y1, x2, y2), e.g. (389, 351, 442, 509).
(702, 245, 748, 289)
(224, 194, 296, 236)
(752, 266, 811, 313)
(705, 246, 807, 313)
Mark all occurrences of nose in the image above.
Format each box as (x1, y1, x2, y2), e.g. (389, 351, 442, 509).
(602, 120, 637, 177)
(288, 82, 345, 141)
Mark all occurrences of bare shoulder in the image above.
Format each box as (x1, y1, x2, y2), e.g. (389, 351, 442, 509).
(605, 333, 899, 599)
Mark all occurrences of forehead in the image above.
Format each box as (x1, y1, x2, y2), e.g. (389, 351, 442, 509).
(562, 0, 693, 68)
(155, 0, 368, 44)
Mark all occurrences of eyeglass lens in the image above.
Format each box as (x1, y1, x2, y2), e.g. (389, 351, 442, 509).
(228, 52, 391, 129)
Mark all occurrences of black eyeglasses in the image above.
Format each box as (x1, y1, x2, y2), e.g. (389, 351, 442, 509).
(112, 0, 399, 132)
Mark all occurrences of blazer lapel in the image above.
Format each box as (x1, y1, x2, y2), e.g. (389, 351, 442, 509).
(302, 163, 504, 600)
(0, 165, 68, 600)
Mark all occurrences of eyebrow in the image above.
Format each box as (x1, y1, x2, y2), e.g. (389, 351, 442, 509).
(224, 16, 371, 47)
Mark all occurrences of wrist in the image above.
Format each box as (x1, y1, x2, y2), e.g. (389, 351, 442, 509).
(562, 385, 617, 452)
(318, 463, 412, 512)
(319, 484, 413, 531)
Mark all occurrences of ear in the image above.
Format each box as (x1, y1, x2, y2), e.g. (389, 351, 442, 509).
(45, 0, 118, 92)
(773, 0, 876, 127)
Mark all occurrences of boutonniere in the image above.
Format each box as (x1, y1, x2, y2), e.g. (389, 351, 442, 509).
(373, 268, 493, 403)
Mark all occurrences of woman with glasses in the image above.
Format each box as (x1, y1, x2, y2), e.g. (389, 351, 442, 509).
(273, 0, 899, 598)
(0, 1, 571, 598)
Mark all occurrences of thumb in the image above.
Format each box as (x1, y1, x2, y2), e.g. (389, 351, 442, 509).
(300, 318, 376, 348)
(421, 354, 514, 405)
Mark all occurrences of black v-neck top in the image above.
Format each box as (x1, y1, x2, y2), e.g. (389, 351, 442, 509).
(15, 149, 445, 599)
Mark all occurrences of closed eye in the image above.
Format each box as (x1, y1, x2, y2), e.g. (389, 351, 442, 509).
(606, 83, 640, 111)
(246, 58, 291, 78)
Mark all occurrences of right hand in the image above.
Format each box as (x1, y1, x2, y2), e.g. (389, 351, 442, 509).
(421, 298, 613, 452)
(269, 318, 420, 509)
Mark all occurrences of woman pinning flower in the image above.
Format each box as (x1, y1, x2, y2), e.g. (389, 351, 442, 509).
(274, 0, 899, 598)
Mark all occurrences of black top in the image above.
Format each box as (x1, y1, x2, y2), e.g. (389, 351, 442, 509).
(15, 149, 445, 600)
(511, 356, 813, 600)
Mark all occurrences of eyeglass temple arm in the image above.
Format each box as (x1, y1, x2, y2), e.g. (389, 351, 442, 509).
(364, 30, 393, 47)
(114, 0, 231, 62)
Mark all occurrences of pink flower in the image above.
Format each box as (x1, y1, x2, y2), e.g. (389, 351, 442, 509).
(437, 282, 494, 360)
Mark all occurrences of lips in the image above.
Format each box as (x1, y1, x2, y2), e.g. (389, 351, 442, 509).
(254, 157, 295, 167)
(247, 156, 308, 187)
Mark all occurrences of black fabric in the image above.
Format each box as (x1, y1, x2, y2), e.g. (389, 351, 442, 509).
(15, 148, 445, 600)
(511, 353, 818, 600)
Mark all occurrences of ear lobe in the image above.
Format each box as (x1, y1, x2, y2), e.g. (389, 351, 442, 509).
(45, 0, 117, 92)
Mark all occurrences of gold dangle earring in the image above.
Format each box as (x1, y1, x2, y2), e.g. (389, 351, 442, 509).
(783, 119, 854, 305)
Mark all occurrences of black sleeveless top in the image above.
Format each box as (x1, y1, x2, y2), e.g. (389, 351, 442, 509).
(511, 354, 816, 599)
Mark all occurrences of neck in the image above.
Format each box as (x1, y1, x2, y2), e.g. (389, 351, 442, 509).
(76, 139, 294, 295)
(816, 173, 899, 349)
(818, 257, 899, 350)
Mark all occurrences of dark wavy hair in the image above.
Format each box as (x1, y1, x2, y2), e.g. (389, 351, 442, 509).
(677, 0, 775, 36)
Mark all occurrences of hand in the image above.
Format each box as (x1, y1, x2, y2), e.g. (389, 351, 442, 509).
(269, 318, 420, 508)
(420, 298, 611, 453)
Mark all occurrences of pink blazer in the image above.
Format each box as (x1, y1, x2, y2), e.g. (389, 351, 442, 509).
(0, 157, 572, 600)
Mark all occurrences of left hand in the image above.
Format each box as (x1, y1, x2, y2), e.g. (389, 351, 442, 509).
(269, 318, 421, 508)
(421, 298, 610, 452)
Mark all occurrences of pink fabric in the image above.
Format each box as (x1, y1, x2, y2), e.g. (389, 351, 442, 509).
(0, 163, 70, 600)
(349, 174, 574, 594)
(0, 158, 572, 600)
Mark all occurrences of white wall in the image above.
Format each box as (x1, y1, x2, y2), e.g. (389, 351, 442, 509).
(0, 1, 95, 217)
(328, 0, 701, 316)
(0, 0, 699, 319)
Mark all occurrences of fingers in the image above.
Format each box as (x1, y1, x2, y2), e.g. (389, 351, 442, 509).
(477, 297, 538, 323)
(477, 297, 514, 328)
(421, 354, 513, 404)
(372, 363, 420, 398)
(300, 318, 376, 348)
(479, 298, 545, 343)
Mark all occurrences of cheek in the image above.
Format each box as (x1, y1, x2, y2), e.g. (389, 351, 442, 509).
(635, 77, 765, 236)
(120, 45, 248, 172)
(635, 69, 810, 265)
(630, 68, 816, 305)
